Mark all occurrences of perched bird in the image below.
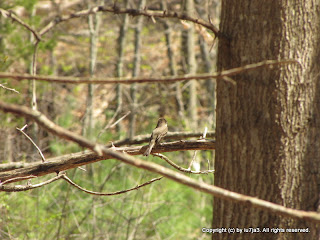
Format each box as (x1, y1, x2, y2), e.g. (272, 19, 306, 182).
(143, 118, 168, 156)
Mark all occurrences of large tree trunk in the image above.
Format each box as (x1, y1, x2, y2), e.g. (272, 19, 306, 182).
(213, 1, 320, 240)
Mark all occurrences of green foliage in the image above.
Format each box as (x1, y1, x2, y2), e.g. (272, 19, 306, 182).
(14, 0, 37, 11)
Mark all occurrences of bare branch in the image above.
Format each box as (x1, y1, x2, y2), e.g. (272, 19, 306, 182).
(17, 124, 46, 162)
(0, 131, 215, 172)
(153, 153, 214, 174)
(0, 175, 37, 185)
(0, 83, 19, 93)
(61, 174, 162, 196)
(39, 5, 221, 38)
(1, 101, 320, 223)
(0, 59, 299, 85)
(108, 130, 215, 147)
(0, 174, 62, 192)
(97, 111, 131, 140)
(0, 139, 215, 180)
(0, 8, 42, 41)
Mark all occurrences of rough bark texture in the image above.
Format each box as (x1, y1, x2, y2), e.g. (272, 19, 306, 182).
(214, 1, 320, 240)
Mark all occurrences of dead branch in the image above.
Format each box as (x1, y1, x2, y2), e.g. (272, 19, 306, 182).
(39, 5, 221, 38)
(17, 124, 46, 162)
(0, 130, 215, 172)
(0, 174, 62, 192)
(107, 130, 215, 147)
(0, 83, 19, 93)
(0, 175, 37, 185)
(0, 8, 42, 41)
(1, 101, 320, 223)
(153, 153, 214, 174)
(0, 139, 214, 180)
(61, 175, 162, 196)
(0, 172, 162, 195)
(0, 59, 299, 85)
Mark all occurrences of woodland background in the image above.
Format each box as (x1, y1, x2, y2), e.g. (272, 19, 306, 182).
(0, 0, 218, 239)
(2, 0, 320, 240)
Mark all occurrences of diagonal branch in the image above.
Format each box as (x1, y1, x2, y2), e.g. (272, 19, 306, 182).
(1, 100, 320, 223)
(0, 8, 42, 41)
(0, 59, 299, 85)
(17, 124, 46, 162)
(0, 83, 19, 93)
(153, 153, 214, 174)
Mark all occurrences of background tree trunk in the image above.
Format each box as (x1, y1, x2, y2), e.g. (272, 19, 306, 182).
(184, 0, 198, 129)
(83, 0, 101, 139)
(115, 0, 130, 134)
(129, 0, 145, 139)
(213, 1, 320, 239)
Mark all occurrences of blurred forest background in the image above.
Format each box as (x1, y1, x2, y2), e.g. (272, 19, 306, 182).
(0, 0, 219, 239)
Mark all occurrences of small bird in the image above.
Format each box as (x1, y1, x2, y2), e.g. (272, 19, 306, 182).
(143, 117, 168, 156)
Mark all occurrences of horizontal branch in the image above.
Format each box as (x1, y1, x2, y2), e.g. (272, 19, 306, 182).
(0, 173, 162, 195)
(109, 131, 215, 147)
(39, 5, 221, 37)
(0, 174, 61, 192)
(0, 131, 215, 172)
(0, 139, 215, 180)
(1, 100, 320, 223)
(0, 59, 299, 85)
(61, 175, 162, 196)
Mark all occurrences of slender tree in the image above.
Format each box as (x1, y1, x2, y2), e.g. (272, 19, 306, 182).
(184, 0, 198, 129)
(83, 0, 101, 139)
(116, 0, 130, 134)
(129, 0, 145, 139)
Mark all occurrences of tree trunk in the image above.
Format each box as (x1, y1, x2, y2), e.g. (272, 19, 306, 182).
(83, 1, 101, 139)
(129, 0, 145, 139)
(116, 0, 130, 134)
(213, 1, 320, 240)
(185, 0, 198, 129)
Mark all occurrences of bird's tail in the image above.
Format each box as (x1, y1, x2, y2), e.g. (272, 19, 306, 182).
(143, 142, 154, 156)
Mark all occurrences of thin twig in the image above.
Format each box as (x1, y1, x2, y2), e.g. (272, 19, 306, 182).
(0, 175, 37, 185)
(0, 83, 19, 93)
(109, 111, 131, 129)
(202, 126, 208, 139)
(0, 59, 299, 85)
(153, 153, 214, 174)
(97, 111, 131, 140)
(0, 8, 42, 41)
(17, 124, 46, 162)
(0, 175, 62, 192)
(188, 151, 198, 170)
(61, 174, 162, 196)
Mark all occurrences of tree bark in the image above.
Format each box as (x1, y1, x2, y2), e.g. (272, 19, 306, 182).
(213, 1, 320, 240)
(83, 0, 101, 139)
(116, 0, 130, 134)
(129, 0, 145, 139)
(184, 0, 198, 129)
